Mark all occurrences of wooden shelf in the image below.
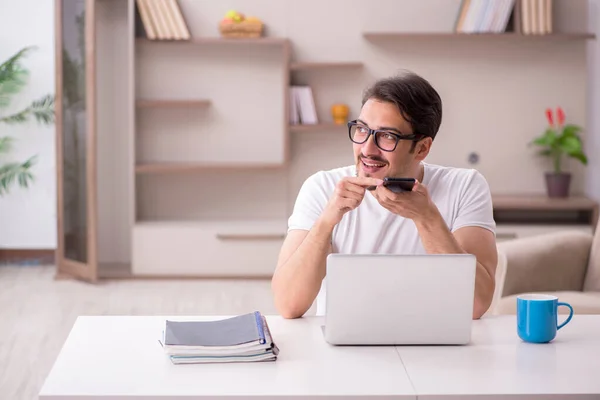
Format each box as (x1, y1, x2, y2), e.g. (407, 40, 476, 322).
(136, 99, 211, 108)
(289, 123, 346, 133)
(135, 162, 285, 174)
(135, 37, 289, 46)
(290, 62, 364, 71)
(492, 194, 598, 211)
(362, 32, 596, 41)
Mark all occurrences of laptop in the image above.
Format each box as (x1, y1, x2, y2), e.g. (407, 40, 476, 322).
(323, 253, 476, 345)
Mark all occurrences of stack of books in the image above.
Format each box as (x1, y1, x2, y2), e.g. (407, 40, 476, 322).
(160, 311, 279, 364)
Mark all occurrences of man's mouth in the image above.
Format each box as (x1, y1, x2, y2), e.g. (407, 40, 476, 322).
(360, 158, 387, 173)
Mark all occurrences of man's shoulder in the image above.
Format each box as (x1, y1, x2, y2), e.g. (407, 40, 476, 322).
(425, 162, 488, 187)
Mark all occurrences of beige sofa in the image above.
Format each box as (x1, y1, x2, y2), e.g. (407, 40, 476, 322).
(494, 223, 600, 315)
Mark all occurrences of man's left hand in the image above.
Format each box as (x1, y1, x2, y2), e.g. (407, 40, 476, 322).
(373, 180, 438, 223)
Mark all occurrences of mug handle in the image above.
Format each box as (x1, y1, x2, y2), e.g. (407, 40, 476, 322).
(557, 302, 574, 330)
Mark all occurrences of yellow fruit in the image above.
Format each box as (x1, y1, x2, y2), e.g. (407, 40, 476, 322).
(225, 10, 238, 19)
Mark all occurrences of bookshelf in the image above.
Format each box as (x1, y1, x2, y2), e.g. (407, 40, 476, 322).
(289, 123, 346, 133)
(136, 99, 211, 108)
(362, 32, 596, 41)
(135, 37, 290, 46)
(54, 0, 595, 280)
(290, 62, 364, 71)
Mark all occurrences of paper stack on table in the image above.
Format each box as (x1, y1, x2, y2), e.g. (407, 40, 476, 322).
(160, 311, 279, 364)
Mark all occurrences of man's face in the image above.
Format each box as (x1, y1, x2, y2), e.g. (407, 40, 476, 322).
(353, 99, 428, 180)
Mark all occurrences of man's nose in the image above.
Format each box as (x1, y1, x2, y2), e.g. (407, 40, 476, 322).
(362, 133, 380, 155)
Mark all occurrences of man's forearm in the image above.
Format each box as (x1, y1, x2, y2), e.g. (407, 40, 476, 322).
(414, 211, 494, 319)
(272, 217, 335, 318)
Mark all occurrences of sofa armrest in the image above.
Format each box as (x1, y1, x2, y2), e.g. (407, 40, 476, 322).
(497, 231, 593, 297)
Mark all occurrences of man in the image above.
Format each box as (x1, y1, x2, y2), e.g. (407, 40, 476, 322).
(271, 71, 497, 320)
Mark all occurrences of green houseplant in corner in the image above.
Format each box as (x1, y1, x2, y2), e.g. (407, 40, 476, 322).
(530, 107, 587, 198)
(0, 46, 54, 196)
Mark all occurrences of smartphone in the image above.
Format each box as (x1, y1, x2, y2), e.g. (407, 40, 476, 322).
(383, 177, 416, 193)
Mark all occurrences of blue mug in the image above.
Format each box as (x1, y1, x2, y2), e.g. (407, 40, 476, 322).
(517, 294, 573, 343)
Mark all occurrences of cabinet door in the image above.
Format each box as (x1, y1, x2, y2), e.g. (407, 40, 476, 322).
(55, 0, 98, 281)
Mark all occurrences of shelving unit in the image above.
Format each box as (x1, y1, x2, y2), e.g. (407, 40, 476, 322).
(135, 99, 211, 108)
(289, 123, 346, 133)
(362, 32, 596, 41)
(135, 37, 290, 46)
(290, 62, 363, 71)
(135, 162, 286, 174)
(54, 0, 596, 281)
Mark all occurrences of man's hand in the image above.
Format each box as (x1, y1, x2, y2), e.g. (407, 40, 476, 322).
(321, 176, 383, 227)
(373, 180, 437, 223)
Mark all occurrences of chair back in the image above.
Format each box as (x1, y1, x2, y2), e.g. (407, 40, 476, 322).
(484, 249, 507, 317)
(583, 217, 600, 291)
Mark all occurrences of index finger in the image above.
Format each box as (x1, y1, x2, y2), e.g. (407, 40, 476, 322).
(345, 176, 384, 188)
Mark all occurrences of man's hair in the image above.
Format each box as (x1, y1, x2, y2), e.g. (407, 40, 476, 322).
(361, 71, 442, 140)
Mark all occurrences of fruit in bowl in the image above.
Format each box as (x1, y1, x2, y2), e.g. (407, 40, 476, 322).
(219, 10, 264, 38)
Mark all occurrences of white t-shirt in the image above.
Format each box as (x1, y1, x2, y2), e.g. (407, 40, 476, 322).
(287, 162, 496, 316)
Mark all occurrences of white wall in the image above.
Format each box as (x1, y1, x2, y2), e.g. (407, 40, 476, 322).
(587, 0, 600, 202)
(0, 0, 56, 248)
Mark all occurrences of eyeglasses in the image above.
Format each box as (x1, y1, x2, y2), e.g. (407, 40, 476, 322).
(348, 120, 423, 152)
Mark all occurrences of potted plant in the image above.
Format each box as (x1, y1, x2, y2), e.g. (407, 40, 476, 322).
(0, 46, 54, 196)
(530, 107, 587, 198)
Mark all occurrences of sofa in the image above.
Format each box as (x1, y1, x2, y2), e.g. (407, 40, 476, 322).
(494, 222, 600, 315)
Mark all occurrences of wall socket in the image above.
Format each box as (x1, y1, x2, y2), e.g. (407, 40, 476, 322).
(468, 152, 480, 165)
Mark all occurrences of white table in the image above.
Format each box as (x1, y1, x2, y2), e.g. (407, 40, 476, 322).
(397, 315, 600, 400)
(39, 315, 600, 400)
(39, 315, 414, 399)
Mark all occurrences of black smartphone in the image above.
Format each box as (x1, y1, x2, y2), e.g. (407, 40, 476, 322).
(383, 177, 416, 193)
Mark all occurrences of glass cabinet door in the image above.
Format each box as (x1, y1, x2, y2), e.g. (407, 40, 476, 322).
(55, 0, 97, 281)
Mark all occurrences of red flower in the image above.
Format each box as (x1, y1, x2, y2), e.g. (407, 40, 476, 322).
(557, 107, 565, 127)
(545, 108, 554, 127)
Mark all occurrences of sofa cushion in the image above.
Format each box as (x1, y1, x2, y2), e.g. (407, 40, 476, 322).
(583, 221, 600, 291)
(495, 291, 600, 315)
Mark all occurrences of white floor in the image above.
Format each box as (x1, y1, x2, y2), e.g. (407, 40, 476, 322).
(0, 265, 297, 400)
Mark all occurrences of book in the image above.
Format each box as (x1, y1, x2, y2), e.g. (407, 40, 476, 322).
(160, 311, 279, 364)
(290, 86, 318, 125)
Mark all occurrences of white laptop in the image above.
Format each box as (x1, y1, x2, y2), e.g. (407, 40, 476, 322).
(323, 253, 476, 345)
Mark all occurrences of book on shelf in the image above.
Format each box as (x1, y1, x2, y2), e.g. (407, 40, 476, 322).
(290, 86, 319, 125)
(159, 311, 279, 364)
(136, 0, 191, 40)
(455, 0, 517, 33)
(520, 0, 552, 35)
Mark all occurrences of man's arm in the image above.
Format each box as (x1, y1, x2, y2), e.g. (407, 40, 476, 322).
(271, 218, 334, 319)
(272, 176, 382, 319)
(374, 178, 498, 319)
(414, 213, 497, 319)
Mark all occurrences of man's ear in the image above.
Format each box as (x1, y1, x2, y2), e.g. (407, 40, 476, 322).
(415, 137, 432, 160)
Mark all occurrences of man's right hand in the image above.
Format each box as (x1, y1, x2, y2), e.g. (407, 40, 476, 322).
(320, 176, 383, 227)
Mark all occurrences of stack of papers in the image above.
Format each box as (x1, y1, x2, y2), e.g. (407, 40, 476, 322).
(160, 311, 279, 364)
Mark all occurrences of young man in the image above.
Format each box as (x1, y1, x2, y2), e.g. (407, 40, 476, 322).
(271, 71, 497, 320)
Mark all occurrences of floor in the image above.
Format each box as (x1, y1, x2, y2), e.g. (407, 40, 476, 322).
(0, 265, 298, 400)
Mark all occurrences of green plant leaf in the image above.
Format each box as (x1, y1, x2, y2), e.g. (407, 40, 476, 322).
(559, 136, 583, 154)
(0, 136, 13, 153)
(537, 149, 553, 156)
(0, 46, 35, 108)
(0, 94, 55, 125)
(562, 124, 582, 139)
(531, 129, 557, 147)
(0, 155, 36, 196)
(569, 151, 588, 165)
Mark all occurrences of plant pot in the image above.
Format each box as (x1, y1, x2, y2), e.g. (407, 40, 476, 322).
(545, 172, 571, 198)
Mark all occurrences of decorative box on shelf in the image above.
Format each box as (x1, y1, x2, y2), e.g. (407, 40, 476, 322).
(219, 10, 264, 38)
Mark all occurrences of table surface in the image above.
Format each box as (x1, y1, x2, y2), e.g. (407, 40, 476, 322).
(39, 315, 414, 399)
(39, 315, 600, 400)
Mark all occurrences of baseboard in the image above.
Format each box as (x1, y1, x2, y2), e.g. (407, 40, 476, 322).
(0, 249, 56, 265)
